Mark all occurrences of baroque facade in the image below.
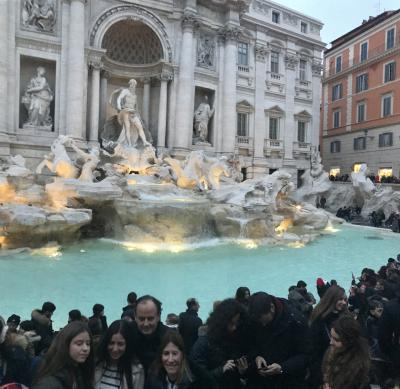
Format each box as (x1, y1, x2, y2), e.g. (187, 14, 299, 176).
(321, 9, 400, 179)
(0, 0, 324, 180)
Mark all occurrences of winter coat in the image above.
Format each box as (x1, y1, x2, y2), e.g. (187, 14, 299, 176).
(133, 323, 169, 374)
(178, 310, 202, 354)
(378, 297, 400, 367)
(32, 368, 89, 389)
(145, 360, 217, 389)
(247, 298, 310, 389)
(94, 362, 144, 389)
(88, 315, 108, 337)
(31, 309, 54, 354)
(190, 329, 248, 389)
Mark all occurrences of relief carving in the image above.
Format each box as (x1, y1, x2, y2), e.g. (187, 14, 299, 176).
(197, 34, 216, 69)
(21, 0, 57, 33)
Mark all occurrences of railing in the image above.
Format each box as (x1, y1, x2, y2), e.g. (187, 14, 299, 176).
(267, 71, 284, 81)
(237, 65, 250, 73)
(294, 141, 311, 149)
(325, 33, 400, 78)
(236, 135, 253, 146)
(264, 139, 283, 148)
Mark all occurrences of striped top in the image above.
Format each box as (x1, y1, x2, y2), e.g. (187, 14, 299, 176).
(98, 365, 122, 389)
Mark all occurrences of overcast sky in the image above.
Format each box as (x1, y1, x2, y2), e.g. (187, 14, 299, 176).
(272, 0, 400, 46)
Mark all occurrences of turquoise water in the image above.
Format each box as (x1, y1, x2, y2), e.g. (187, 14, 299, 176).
(0, 224, 399, 330)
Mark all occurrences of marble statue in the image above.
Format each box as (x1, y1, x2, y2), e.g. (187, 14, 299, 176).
(109, 79, 151, 148)
(68, 140, 100, 182)
(36, 135, 78, 179)
(351, 163, 376, 197)
(21, 0, 56, 32)
(193, 96, 214, 144)
(22, 66, 53, 128)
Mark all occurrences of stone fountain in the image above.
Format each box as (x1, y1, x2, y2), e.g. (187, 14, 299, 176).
(0, 80, 342, 250)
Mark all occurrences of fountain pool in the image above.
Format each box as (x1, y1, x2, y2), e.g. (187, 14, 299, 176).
(1, 224, 399, 330)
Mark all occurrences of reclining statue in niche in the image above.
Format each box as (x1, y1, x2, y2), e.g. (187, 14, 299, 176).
(109, 79, 151, 148)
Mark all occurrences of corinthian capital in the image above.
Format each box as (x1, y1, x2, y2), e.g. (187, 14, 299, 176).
(284, 54, 298, 70)
(255, 44, 268, 62)
(182, 12, 199, 32)
(218, 26, 241, 43)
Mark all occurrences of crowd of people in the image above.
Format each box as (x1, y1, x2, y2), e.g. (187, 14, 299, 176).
(2, 255, 400, 389)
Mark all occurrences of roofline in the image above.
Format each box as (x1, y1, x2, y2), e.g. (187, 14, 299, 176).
(325, 9, 400, 54)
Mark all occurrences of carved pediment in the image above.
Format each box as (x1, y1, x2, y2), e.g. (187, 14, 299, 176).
(237, 100, 254, 112)
(265, 105, 284, 116)
(294, 110, 312, 121)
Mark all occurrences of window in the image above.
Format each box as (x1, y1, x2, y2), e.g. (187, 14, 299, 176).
(353, 137, 366, 150)
(299, 59, 307, 81)
(269, 117, 279, 139)
(355, 73, 368, 92)
(333, 110, 340, 128)
(353, 163, 363, 173)
(379, 132, 393, 147)
(387, 28, 395, 50)
(384, 62, 396, 82)
(298, 121, 306, 142)
(332, 84, 342, 101)
(357, 102, 366, 122)
(271, 51, 279, 73)
(301, 22, 307, 33)
(360, 42, 368, 62)
(382, 95, 392, 117)
(379, 167, 393, 178)
(336, 56, 342, 73)
(237, 42, 249, 66)
(330, 141, 341, 153)
(330, 168, 340, 177)
(237, 113, 248, 136)
(272, 11, 280, 23)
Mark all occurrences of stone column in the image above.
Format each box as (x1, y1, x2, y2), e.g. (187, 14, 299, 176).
(174, 13, 198, 150)
(215, 36, 225, 152)
(66, 0, 86, 139)
(89, 60, 101, 144)
(157, 74, 170, 152)
(99, 70, 109, 131)
(221, 27, 240, 153)
(311, 60, 323, 148)
(254, 44, 268, 160)
(0, 0, 9, 135)
(283, 52, 298, 161)
(142, 78, 151, 126)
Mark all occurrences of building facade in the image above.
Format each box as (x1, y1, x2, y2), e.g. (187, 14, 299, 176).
(0, 0, 324, 180)
(321, 10, 400, 179)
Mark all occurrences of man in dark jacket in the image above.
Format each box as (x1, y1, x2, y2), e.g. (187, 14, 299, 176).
(378, 294, 400, 372)
(31, 301, 56, 355)
(133, 295, 169, 374)
(179, 298, 202, 353)
(247, 292, 310, 389)
(88, 303, 108, 338)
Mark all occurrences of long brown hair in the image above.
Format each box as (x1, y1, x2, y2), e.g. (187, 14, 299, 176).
(310, 286, 347, 324)
(322, 314, 370, 389)
(150, 331, 192, 383)
(34, 321, 95, 388)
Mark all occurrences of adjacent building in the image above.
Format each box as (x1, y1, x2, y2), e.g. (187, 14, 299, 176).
(321, 9, 400, 179)
(0, 0, 324, 180)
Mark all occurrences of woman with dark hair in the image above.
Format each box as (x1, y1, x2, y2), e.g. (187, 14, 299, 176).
(308, 286, 348, 389)
(95, 320, 144, 389)
(322, 315, 370, 389)
(190, 298, 248, 389)
(32, 321, 94, 389)
(235, 287, 250, 307)
(146, 332, 216, 389)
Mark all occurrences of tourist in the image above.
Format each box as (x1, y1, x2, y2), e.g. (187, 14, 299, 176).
(32, 321, 94, 389)
(122, 292, 138, 320)
(69, 309, 85, 323)
(378, 290, 400, 376)
(178, 298, 202, 353)
(191, 298, 248, 389)
(316, 277, 330, 298)
(309, 286, 348, 388)
(133, 295, 169, 374)
(31, 301, 56, 355)
(95, 320, 144, 389)
(6, 315, 21, 333)
(146, 331, 217, 389)
(89, 304, 108, 341)
(0, 315, 32, 386)
(321, 315, 370, 389)
(235, 287, 251, 307)
(247, 292, 310, 389)
(288, 285, 312, 318)
(165, 314, 179, 329)
(296, 280, 316, 305)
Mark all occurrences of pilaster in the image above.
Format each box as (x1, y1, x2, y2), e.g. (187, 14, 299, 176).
(157, 73, 172, 152)
(142, 77, 151, 126)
